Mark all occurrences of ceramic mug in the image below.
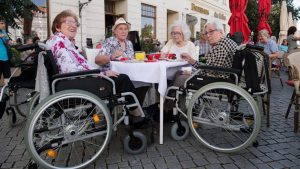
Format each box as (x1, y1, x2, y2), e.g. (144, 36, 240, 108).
(135, 51, 145, 61)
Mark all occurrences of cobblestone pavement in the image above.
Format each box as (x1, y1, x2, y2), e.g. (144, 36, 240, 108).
(1, 73, 300, 169)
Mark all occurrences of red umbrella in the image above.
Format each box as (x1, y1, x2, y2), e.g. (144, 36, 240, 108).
(257, 0, 272, 35)
(228, 0, 251, 42)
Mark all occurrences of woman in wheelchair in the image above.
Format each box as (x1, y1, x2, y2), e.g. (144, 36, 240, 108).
(46, 10, 144, 123)
(165, 20, 261, 152)
(24, 10, 149, 169)
(165, 20, 238, 114)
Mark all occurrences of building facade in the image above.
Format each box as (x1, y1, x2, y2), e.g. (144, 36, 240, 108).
(48, 0, 230, 49)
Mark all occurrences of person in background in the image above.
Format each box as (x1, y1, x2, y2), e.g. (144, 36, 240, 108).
(0, 17, 12, 85)
(194, 33, 211, 59)
(279, 39, 288, 53)
(257, 29, 279, 59)
(47, 10, 144, 122)
(20, 37, 34, 61)
(287, 26, 300, 53)
(96, 18, 149, 107)
(161, 20, 196, 60)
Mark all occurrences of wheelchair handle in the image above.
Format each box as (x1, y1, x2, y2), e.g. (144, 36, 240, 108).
(16, 43, 49, 52)
(246, 44, 264, 51)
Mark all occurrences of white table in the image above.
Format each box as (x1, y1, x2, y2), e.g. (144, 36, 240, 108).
(111, 60, 188, 144)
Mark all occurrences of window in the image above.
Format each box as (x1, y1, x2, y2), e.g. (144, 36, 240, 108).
(200, 18, 207, 32)
(223, 24, 226, 33)
(141, 4, 156, 38)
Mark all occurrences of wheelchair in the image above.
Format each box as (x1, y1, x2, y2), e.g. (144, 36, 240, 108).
(165, 44, 270, 153)
(0, 43, 42, 126)
(22, 45, 148, 169)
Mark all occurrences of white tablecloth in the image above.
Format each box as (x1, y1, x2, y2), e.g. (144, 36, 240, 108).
(111, 60, 188, 144)
(111, 60, 188, 96)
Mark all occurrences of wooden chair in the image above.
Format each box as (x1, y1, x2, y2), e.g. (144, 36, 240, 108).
(285, 51, 300, 132)
(269, 57, 283, 87)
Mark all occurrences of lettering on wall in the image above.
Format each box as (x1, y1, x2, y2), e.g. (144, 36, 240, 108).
(191, 3, 209, 15)
(214, 12, 226, 20)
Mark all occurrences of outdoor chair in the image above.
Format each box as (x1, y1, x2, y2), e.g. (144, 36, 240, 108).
(269, 56, 284, 87)
(284, 51, 300, 132)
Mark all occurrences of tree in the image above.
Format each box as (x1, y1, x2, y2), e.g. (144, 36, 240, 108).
(246, 0, 300, 40)
(0, 0, 38, 39)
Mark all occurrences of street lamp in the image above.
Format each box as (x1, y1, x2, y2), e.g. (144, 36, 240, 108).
(78, 0, 92, 48)
(79, 0, 92, 18)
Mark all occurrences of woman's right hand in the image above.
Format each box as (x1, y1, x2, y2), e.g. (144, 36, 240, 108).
(105, 70, 119, 77)
(111, 50, 123, 60)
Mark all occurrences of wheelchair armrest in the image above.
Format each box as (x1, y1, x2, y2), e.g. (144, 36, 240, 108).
(52, 69, 101, 79)
(246, 44, 264, 51)
(14, 63, 34, 68)
(197, 65, 241, 75)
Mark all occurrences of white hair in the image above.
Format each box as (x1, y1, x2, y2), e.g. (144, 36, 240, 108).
(258, 29, 270, 38)
(204, 20, 224, 34)
(169, 20, 191, 41)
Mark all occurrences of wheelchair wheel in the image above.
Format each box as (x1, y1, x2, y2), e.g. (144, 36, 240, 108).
(10, 88, 37, 117)
(170, 120, 189, 141)
(187, 82, 261, 153)
(123, 131, 147, 154)
(25, 89, 112, 169)
(27, 92, 40, 115)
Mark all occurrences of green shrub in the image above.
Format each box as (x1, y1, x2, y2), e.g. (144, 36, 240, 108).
(9, 48, 21, 66)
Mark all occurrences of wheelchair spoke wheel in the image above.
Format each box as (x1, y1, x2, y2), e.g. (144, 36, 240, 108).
(187, 82, 261, 153)
(10, 88, 37, 117)
(27, 92, 40, 115)
(25, 90, 112, 169)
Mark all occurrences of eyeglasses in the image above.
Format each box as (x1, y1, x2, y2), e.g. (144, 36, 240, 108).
(171, 32, 182, 36)
(203, 29, 217, 36)
(63, 20, 80, 27)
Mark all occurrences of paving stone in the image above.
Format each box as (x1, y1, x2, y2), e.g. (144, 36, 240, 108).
(222, 163, 239, 169)
(205, 164, 223, 169)
(265, 152, 286, 160)
(267, 161, 285, 169)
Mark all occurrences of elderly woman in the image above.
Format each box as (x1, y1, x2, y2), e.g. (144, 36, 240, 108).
(180, 20, 238, 77)
(287, 26, 300, 53)
(256, 29, 279, 59)
(161, 20, 197, 60)
(46, 10, 144, 122)
(95, 18, 149, 109)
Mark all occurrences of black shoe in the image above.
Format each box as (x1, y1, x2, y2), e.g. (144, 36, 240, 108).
(230, 111, 243, 121)
(129, 115, 145, 124)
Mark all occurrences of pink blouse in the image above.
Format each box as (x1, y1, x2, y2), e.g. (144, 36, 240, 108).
(46, 32, 92, 74)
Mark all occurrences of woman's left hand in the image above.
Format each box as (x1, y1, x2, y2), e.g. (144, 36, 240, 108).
(181, 53, 195, 64)
(105, 70, 119, 77)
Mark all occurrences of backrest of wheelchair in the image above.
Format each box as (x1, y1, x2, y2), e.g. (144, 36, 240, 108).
(42, 50, 114, 99)
(239, 45, 271, 94)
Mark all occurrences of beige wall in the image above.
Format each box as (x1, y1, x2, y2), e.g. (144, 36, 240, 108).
(49, 0, 104, 49)
(49, 0, 230, 48)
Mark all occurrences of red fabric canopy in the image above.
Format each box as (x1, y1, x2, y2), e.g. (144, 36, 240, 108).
(257, 0, 272, 35)
(228, 0, 251, 42)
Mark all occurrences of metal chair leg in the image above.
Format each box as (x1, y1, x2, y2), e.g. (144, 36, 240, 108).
(294, 95, 299, 132)
(286, 91, 295, 119)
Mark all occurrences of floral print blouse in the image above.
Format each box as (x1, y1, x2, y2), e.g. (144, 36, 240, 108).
(46, 32, 93, 74)
(98, 36, 134, 70)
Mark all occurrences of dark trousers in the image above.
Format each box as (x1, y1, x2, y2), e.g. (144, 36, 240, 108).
(110, 74, 148, 107)
(0, 60, 11, 78)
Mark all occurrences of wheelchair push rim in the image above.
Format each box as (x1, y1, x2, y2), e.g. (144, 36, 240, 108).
(25, 89, 112, 169)
(187, 82, 261, 153)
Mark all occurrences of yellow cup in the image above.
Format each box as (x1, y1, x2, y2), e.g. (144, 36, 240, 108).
(135, 51, 145, 61)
